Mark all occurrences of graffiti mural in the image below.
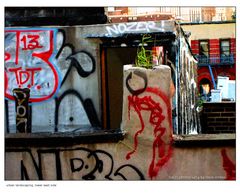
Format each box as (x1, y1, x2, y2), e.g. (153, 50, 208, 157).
(5, 148, 144, 180)
(55, 30, 96, 85)
(5, 28, 61, 102)
(125, 69, 173, 179)
(5, 28, 100, 132)
(54, 30, 100, 130)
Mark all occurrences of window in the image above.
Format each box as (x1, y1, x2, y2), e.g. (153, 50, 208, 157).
(198, 40, 209, 64)
(220, 39, 230, 63)
(220, 39, 230, 56)
(199, 40, 209, 57)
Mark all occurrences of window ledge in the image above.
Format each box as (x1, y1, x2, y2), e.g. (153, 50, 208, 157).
(173, 133, 235, 147)
(5, 128, 125, 147)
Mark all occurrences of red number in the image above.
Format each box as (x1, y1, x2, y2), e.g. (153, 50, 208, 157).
(21, 34, 43, 50)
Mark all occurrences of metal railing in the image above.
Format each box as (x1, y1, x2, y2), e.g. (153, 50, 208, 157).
(196, 54, 235, 66)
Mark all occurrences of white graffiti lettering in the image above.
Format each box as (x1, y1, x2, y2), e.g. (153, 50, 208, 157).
(106, 21, 164, 36)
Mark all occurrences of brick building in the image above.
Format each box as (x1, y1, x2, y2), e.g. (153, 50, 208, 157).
(182, 21, 236, 134)
(182, 21, 236, 98)
(106, 7, 235, 23)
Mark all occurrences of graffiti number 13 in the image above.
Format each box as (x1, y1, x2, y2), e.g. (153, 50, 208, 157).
(21, 34, 43, 50)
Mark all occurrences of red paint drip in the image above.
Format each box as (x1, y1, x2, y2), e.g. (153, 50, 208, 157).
(149, 137, 173, 179)
(221, 149, 236, 180)
(126, 95, 145, 160)
(126, 87, 173, 179)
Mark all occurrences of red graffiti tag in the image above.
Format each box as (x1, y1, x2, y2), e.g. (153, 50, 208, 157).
(5, 29, 60, 103)
(221, 149, 236, 180)
(21, 34, 43, 51)
(9, 31, 43, 65)
(8, 67, 42, 89)
(127, 87, 173, 179)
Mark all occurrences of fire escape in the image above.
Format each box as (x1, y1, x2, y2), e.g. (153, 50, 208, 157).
(196, 54, 235, 89)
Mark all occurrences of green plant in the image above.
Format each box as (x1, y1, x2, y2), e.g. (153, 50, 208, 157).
(196, 94, 204, 113)
(135, 34, 153, 69)
(197, 97, 204, 108)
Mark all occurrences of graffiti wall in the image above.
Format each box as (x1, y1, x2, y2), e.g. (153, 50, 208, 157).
(174, 31, 201, 135)
(5, 27, 101, 132)
(5, 144, 235, 180)
(121, 65, 173, 179)
(5, 22, 235, 180)
(5, 28, 61, 103)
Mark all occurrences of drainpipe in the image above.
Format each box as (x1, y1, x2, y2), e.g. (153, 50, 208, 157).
(208, 65, 216, 89)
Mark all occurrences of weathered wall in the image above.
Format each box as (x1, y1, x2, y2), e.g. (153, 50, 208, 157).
(122, 65, 173, 179)
(175, 31, 201, 135)
(5, 142, 235, 180)
(5, 22, 235, 180)
(5, 63, 235, 180)
(5, 27, 102, 132)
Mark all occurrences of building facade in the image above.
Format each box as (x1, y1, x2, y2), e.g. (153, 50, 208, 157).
(107, 7, 235, 23)
(182, 21, 236, 98)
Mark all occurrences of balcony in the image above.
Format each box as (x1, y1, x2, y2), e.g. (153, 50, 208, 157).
(196, 54, 235, 67)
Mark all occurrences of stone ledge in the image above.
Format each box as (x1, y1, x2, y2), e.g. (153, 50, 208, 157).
(5, 129, 125, 147)
(173, 133, 236, 147)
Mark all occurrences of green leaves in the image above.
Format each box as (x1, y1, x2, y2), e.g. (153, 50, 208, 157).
(135, 34, 153, 69)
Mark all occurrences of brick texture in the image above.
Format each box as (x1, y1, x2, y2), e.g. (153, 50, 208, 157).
(201, 102, 235, 134)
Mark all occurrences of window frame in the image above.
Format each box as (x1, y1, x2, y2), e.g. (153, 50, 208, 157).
(199, 39, 209, 57)
(220, 38, 231, 56)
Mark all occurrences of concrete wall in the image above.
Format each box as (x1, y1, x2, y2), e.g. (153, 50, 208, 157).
(5, 23, 235, 180)
(5, 64, 235, 180)
(5, 27, 102, 132)
(5, 143, 235, 180)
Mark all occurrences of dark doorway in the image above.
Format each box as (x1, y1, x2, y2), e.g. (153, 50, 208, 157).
(102, 47, 137, 129)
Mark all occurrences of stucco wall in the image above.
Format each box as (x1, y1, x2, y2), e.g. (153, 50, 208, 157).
(5, 138, 235, 180)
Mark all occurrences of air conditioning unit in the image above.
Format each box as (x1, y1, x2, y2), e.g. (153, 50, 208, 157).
(228, 80, 236, 101)
(217, 76, 229, 99)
